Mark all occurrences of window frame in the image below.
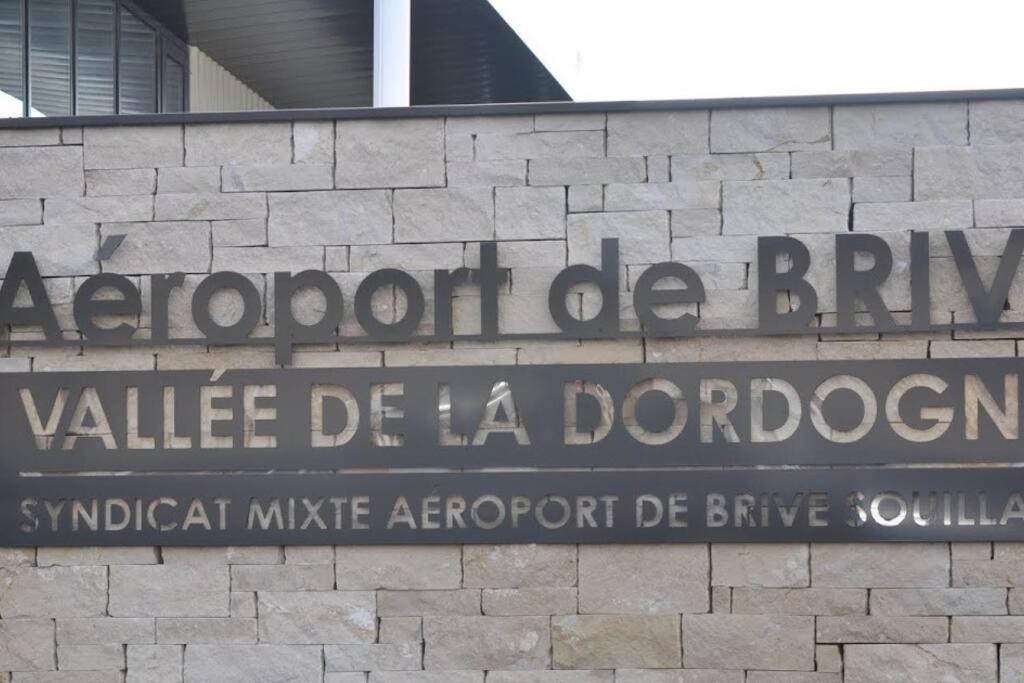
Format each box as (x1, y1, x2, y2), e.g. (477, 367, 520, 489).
(10, 0, 187, 117)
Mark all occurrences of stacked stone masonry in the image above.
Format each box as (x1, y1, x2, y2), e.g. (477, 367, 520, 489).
(0, 100, 1023, 679)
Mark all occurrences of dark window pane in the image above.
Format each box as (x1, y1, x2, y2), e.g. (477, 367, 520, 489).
(76, 0, 115, 115)
(0, 0, 23, 117)
(28, 0, 72, 117)
(117, 7, 155, 114)
(163, 56, 184, 113)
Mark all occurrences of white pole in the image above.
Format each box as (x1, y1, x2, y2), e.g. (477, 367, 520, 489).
(373, 0, 411, 107)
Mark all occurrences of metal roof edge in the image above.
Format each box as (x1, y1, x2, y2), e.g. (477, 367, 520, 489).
(3, 87, 1024, 129)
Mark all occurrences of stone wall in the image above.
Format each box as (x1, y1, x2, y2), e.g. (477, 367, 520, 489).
(0, 100, 1023, 680)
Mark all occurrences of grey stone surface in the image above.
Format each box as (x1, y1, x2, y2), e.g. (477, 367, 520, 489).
(85, 169, 156, 196)
(84, 125, 182, 169)
(682, 615, 814, 670)
(0, 198, 41, 226)
(871, 588, 1007, 615)
(394, 188, 493, 242)
(844, 644, 996, 682)
(377, 590, 481, 616)
(528, 158, 646, 186)
(853, 199, 973, 231)
(477, 131, 604, 161)
(0, 618, 55, 671)
(951, 616, 1024, 642)
(336, 118, 444, 188)
(604, 181, 719, 211)
(578, 545, 708, 614)
(916, 145, 1024, 199)
(551, 615, 681, 669)
(185, 122, 291, 166)
(126, 644, 182, 683)
(0, 146, 83, 199)
(223, 164, 333, 192)
(833, 103, 967, 149)
(184, 644, 322, 682)
(155, 192, 266, 221)
(711, 107, 831, 152)
(0, 224, 96, 277)
(258, 591, 376, 644)
(0, 566, 106, 617)
(816, 616, 948, 643)
(464, 545, 576, 588)
(231, 564, 334, 592)
(969, 100, 1024, 145)
(100, 221, 210, 274)
(811, 543, 949, 587)
(156, 618, 257, 644)
(336, 546, 462, 590)
(567, 210, 670, 264)
(325, 642, 421, 671)
(269, 190, 391, 246)
(423, 616, 549, 670)
(109, 565, 229, 617)
(607, 111, 709, 155)
(723, 178, 850, 234)
(711, 544, 809, 588)
(496, 186, 565, 240)
(483, 588, 577, 616)
(731, 587, 866, 615)
(57, 618, 154, 645)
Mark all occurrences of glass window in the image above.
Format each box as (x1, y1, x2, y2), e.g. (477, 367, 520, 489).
(0, 0, 23, 117)
(162, 55, 184, 113)
(76, 0, 115, 115)
(29, 0, 73, 117)
(117, 6, 155, 114)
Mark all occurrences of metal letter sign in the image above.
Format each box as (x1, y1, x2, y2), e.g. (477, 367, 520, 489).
(3, 229, 1024, 545)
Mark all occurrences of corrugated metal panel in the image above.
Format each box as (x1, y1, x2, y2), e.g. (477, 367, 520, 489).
(188, 46, 272, 113)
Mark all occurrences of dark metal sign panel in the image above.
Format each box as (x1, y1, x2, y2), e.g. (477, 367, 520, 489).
(1, 357, 1023, 544)
(7, 468, 1024, 546)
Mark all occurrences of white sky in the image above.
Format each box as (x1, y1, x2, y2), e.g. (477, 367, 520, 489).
(490, 0, 1024, 101)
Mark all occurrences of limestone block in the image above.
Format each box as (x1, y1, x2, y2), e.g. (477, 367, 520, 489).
(350, 243, 463, 272)
(212, 218, 266, 246)
(534, 113, 606, 131)
(871, 588, 1007, 615)
(185, 122, 291, 166)
(336, 118, 444, 188)
(551, 615, 681, 669)
(477, 131, 604, 160)
(84, 126, 182, 169)
(335, 546, 461, 590)
(567, 185, 602, 213)
(157, 167, 220, 194)
(324, 642, 421, 671)
(258, 591, 376, 644)
(673, 153, 790, 181)
(377, 590, 481, 616)
(496, 186, 565, 239)
(0, 619, 54, 671)
(528, 158, 646, 186)
(379, 617, 421, 644)
(294, 121, 334, 164)
(464, 240, 567, 268)
(109, 565, 229, 617)
(853, 200, 972, 231)
(85, 169, 155, 196)
(99, 221, 210, 274)
(616, 671, 742, 683)
(843, 644, 996, 682)
(604, 181, 719, 211)
(969, 100, 1024, 145)
(15, 672, 121, 682)
(811, 543, 949, 587)
(184, 644, 322, 682)
(445, 115, 533, 136)
(711, 544, 809, 588)
(36, 547, 157, 567)
(394, 187, 493, 242)
(567, 210, 670, 264)
(423, 616, 549, 670)
(482, 588, 577, 616)
(56, 644, 123, 671)
(46, 195, 153, 224)
(833, 103, 967, 149)
(126, 644, 181, 683)
(284, 546, 334, 564)
(711, 107, 831, 152)
(268, 190, 391, 246)
(0, 128, 61, 146)
(816, 644, 842, 673)
(723, 178, 849, 234)
(816, 616, 948, 643)
(0, 146, 83, 199)
(223, 164, 332, 192)
(579, 545, 708, 614)
(0, 566, 106, 617)
(212, 246, 322, 273)
(1002, 643, 1024, 683)
(0, 199, 42, 226)
(746, 675, 839, 683)
(448, 161, 526, 187)
(607, 111, 709, 155)
(0, 550, 34, 567)
(731, 587, 866, 615)
(647, 155, 669, 182)
(57, 618, 154, 645)
(370, 673, 481, 683)
(852, 176, 911, 203)
(791, 149, 911, 178)
(951, 616, 1024, 642)
(682, 615, 814, 671)
(230, 593, 256, 618)
(0, 224, 96, 277)
(230, 564, 334, 592)
(489, 673, 613, 683)
(916, 145, 1024, 199)
(463, 545, 576, 588)
(156, 618, 256, 644)
(155, 192, 266, 221)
